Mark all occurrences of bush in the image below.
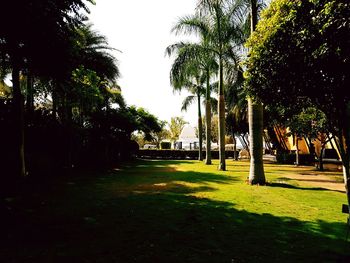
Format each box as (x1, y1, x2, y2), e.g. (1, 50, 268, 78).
(160, 142, 171, 149)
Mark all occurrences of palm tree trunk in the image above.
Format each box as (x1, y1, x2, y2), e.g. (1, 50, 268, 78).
(12, 61, 26, 177)
(218, 57, 226, 170)
(248, 99, 265, 184)
(248, 0, 265, 184)
(197, 91, 203, 161)
(205, 70, 212, 164)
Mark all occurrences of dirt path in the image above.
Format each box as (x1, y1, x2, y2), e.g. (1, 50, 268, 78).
(284, 171, 345, 193)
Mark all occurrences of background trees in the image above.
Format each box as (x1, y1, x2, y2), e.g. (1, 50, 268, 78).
(170, 0, 249, 169)
(168, 117, 188, 148)
(167, 42, 209, 160)
(0, 0, 93, 177)
(0, 1, 164, 180)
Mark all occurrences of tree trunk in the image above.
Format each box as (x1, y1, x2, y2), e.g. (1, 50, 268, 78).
(339, 130, 350, 215)
(248, 0, 265, 184)
(197, 91, 203, 161)
(52, 88, 57, 120)
(233, 133, 238, 161)
(295, 137, 300, 166)
(12, 62, 26, 177)
(336, 103, 350, 215)
(26, 73, 34, 114)
(218, 58, 226, 170)
(248, 99, 265, 185)
(319, 145, 324, 171)
(250, 0, 258, 32)
(205, 70, 212, 164)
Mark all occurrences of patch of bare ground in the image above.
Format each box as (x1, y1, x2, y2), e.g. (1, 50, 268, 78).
(281, 169, 345, 193)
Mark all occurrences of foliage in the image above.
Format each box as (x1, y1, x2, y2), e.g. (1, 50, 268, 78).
(201, 114, 219, 143)
(168, 116, 188, 144)
(152, 121, 171, 148)
(0, 0, 166, 177)
(173, 0, 249, 169)
(0, 0, 93, 78)
(70, 66, 103, 117)
(287, 106, 328, 139)
(245, 0, 350, 135)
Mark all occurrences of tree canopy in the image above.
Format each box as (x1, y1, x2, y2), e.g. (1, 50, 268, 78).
(245, 0, 350, 133)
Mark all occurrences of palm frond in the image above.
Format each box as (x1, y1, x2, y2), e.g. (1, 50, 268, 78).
(171, 14, 211, 41)
(181, 95, 196, 111)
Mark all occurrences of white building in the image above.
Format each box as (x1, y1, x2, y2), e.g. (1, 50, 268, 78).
(175, 125, 199, 150)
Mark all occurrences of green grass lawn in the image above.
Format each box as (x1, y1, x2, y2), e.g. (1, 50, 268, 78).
(1, 159, 349, 262)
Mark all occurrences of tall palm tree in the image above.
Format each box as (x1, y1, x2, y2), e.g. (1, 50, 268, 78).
(248, 0, 265, 184)
(173, 1, 244, 170)
(166, 42, 218, 162)
(225, 67, 248, 160)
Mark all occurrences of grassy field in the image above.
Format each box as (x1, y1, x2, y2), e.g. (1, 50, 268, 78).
(1, 159, 349, 262)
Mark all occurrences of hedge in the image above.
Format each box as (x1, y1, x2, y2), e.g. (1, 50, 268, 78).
(276, 152, 315, 165)
(137, 149, 238, 160)
(160, 142, 171, 150)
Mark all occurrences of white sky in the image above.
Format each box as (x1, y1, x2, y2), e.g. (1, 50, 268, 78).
(88, 0, 199, 126)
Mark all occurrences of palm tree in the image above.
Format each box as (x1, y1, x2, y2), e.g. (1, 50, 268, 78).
(180, 83, 205, 160)
(166, 42, 217, 162)
(167, 44, 205, 160)
(225, 68, 248, 160)
(75, 24, 120, 82)
(173, 1, 244, 170)
(247, 0, 266, 184)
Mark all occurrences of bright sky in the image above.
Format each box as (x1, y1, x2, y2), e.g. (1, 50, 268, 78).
(88, 0, 199, 126)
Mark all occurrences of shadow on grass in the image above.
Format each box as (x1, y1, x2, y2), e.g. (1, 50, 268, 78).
(272, 177, 345, 193)
(1, 160, 349, 262)
(267, 182, 336, 191)
(112, 159, 238, 186)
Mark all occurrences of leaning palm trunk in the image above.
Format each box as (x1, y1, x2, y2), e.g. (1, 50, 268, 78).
(218, 58, 226, 170)
(248, 99, 265, 184)
(336, 104, 350, 219)
(197, 91, 203, 161)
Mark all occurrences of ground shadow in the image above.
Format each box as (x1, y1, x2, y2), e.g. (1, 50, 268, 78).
(1, 160, 349, 263)
(267, 182, 339, 192)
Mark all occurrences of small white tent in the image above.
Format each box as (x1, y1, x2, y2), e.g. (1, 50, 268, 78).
(175, 125, 199, 150)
